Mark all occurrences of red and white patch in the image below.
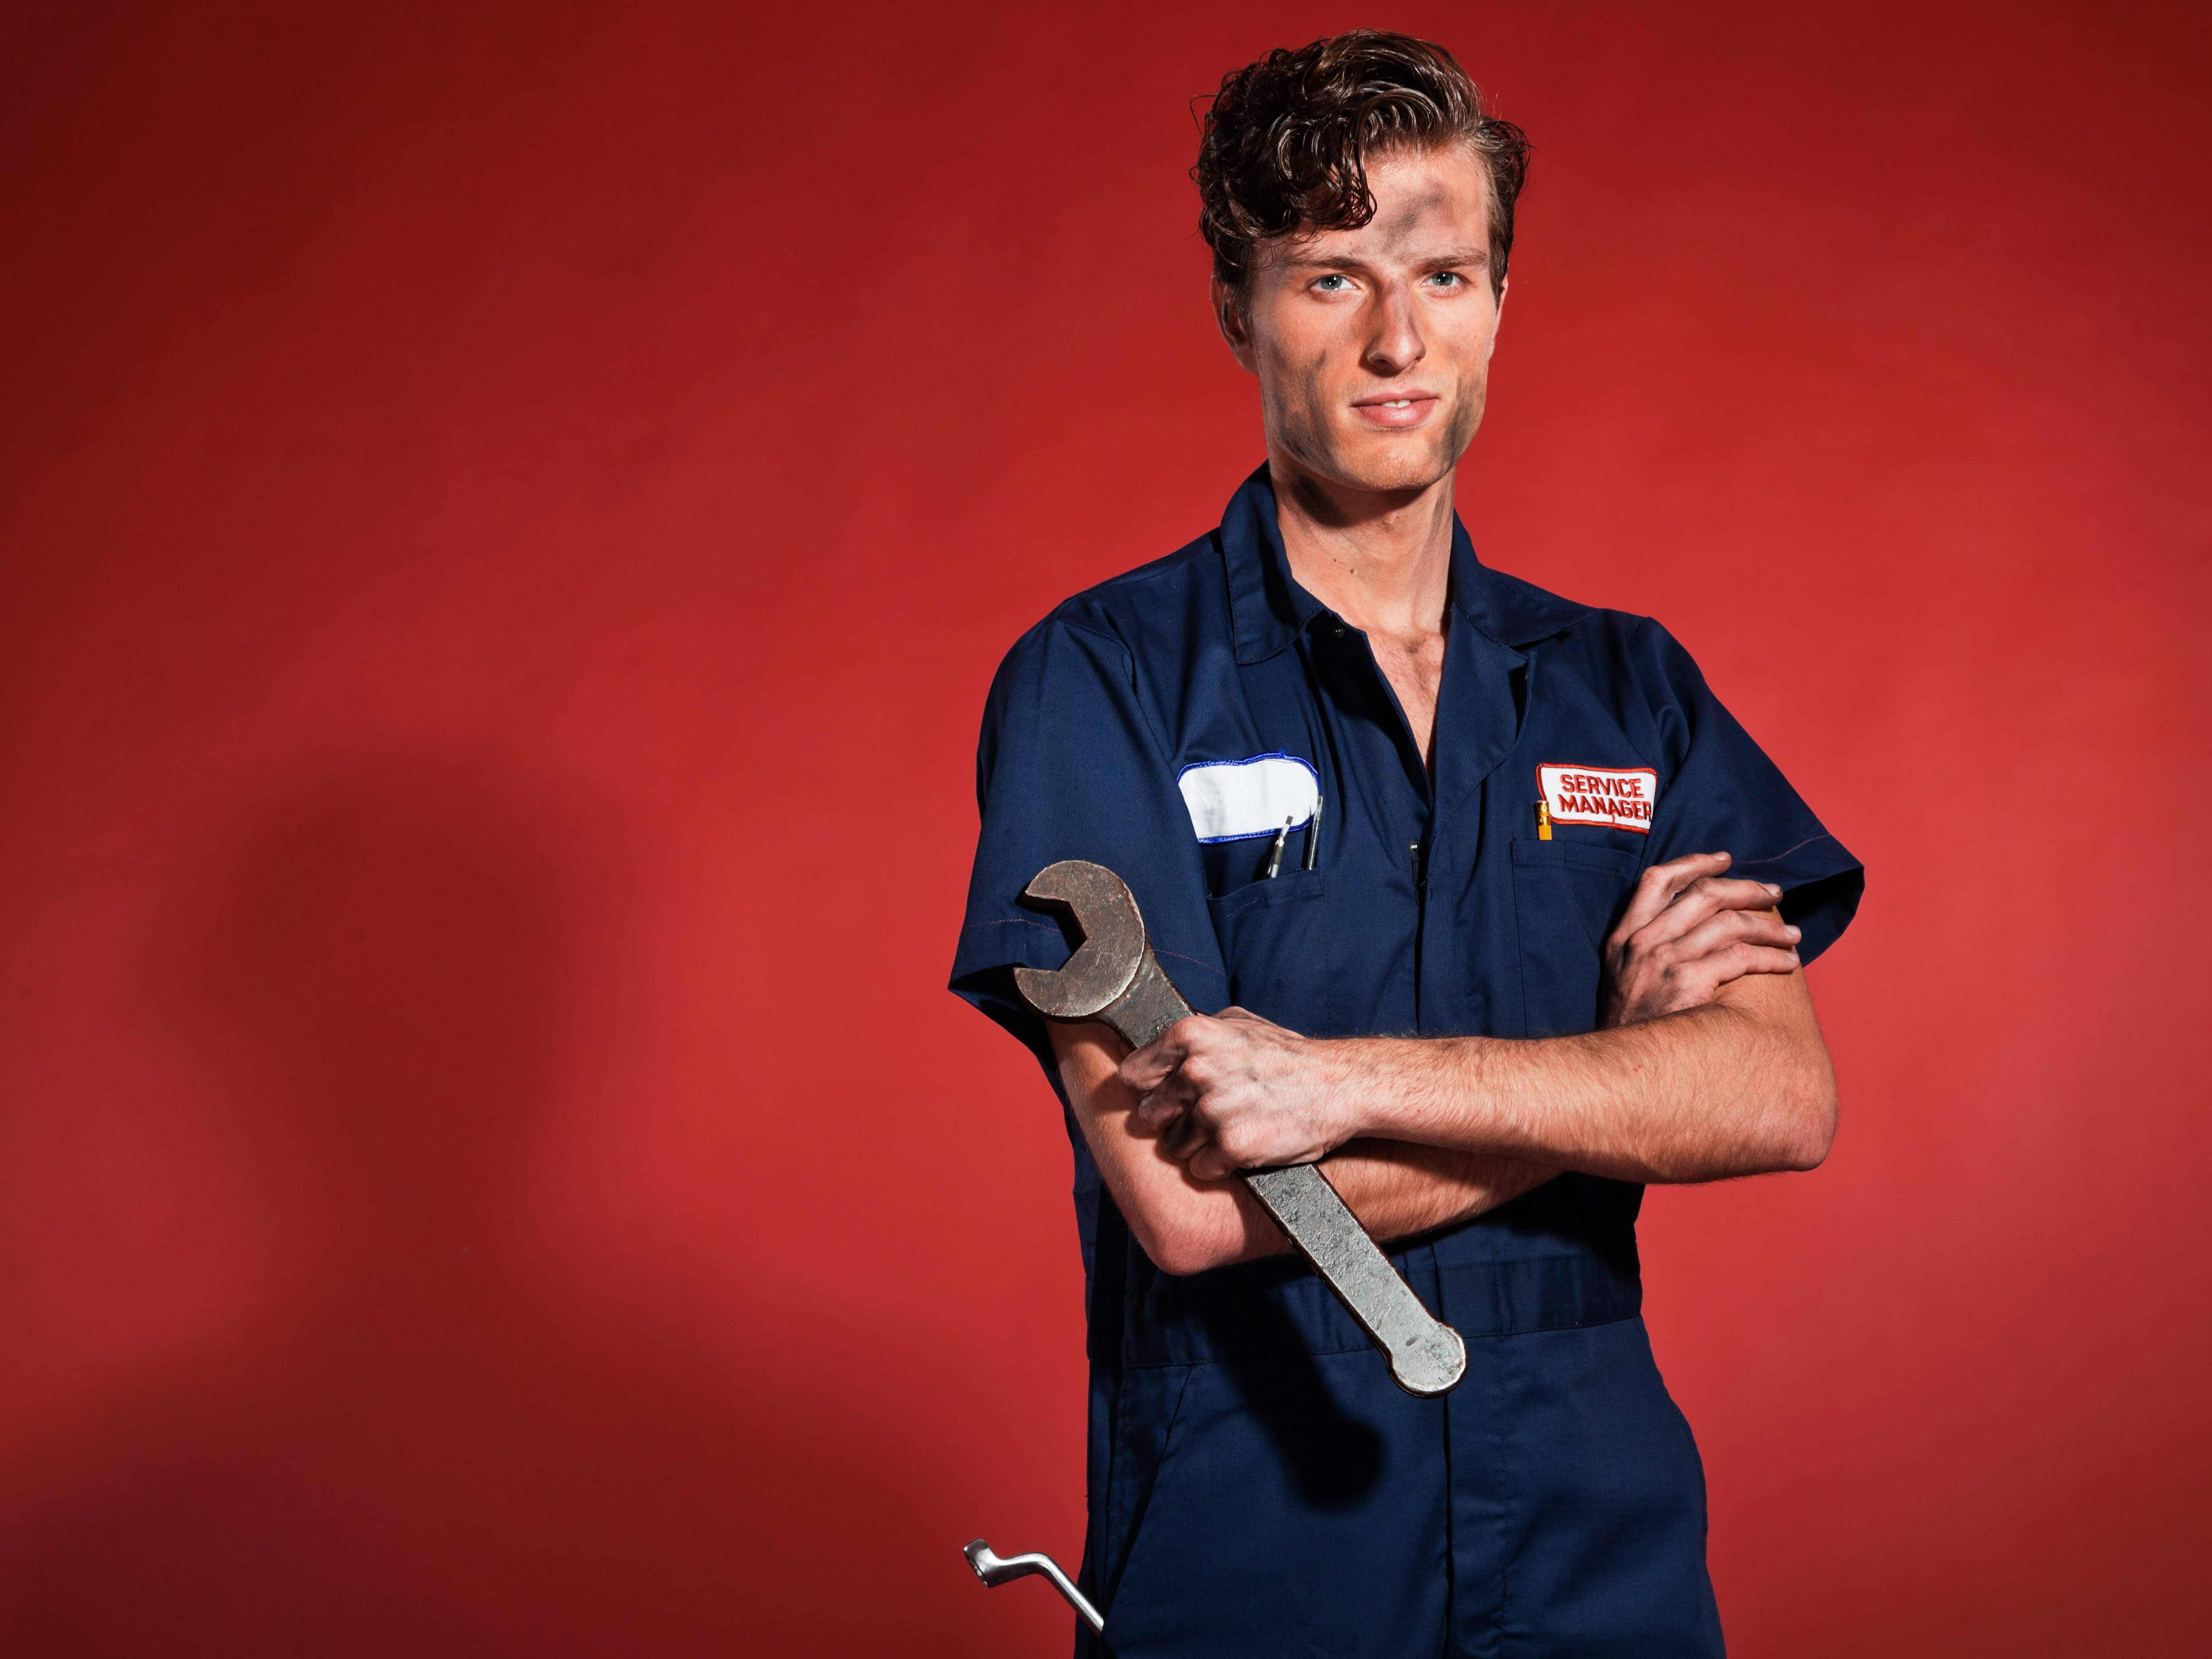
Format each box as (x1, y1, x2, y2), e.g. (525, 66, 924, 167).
(1538, 763, 1659, 835)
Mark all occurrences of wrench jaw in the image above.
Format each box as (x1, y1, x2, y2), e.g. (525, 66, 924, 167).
(1016, 861, 1196, 1052)
(1014, 860, 1148, 1024)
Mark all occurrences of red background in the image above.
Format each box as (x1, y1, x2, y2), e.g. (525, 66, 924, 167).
(4, 3, 2208, 1653)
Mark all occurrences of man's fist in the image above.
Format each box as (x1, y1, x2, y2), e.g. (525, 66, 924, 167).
(1601, 851, 1801, 1028)
(1117, 1008, 1355, 1183)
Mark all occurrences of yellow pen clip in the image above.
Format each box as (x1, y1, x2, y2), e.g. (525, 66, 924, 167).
(1534, 799, 1552, 840)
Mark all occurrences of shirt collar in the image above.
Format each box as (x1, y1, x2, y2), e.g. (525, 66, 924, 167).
(1218, 463, 1590, 663)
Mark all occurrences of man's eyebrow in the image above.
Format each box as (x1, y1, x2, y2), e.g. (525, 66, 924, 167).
(1281, 246, 1492, 272)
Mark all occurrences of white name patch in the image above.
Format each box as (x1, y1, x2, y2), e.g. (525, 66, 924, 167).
(1539, 763, 1659, 835)
(1177, 752, 1320, 843)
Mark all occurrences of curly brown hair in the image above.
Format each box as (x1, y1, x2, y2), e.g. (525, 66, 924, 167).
(1194, 30, 1529, 301)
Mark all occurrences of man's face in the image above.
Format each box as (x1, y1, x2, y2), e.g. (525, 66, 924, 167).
(1219, 144, 1503, 498)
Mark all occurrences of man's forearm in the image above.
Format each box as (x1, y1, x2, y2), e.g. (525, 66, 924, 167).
(1349, 977, 1834, 1182)
(1177, 1141, 1560, 1269)
(1324, 1141, 1562, 1244)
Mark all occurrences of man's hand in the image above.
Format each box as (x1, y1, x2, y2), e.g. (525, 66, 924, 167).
(1119, 1008, 1355, 1182)
(1600, 851, 1801, 1028)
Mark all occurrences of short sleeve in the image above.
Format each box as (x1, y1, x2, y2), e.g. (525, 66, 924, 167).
(950, 618, 1229, 1075)
(1639, 624, 1865, 963)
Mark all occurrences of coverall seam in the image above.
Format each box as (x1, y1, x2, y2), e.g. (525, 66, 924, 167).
(1492, 1325, 1512, 1658)
(1048, 613, 1186, 801)
(1115, 1311, 1645, 1371)
(1729, 831, 1838, 867)
(1102, 1362, 1196, 1614)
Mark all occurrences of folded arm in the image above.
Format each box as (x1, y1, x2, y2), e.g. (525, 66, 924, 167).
(1140, 966, 1832, 1186)
(1057, 851, 1833, 1275)
(1050, 1020, 1558, 1274)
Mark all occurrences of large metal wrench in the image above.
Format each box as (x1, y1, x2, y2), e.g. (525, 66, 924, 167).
(1015, 859, 1467, 1397)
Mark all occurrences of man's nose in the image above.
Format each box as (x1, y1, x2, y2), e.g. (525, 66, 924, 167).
(1362, 282, 1427, 377)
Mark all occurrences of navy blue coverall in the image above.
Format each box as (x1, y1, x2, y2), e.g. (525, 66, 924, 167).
(950, 468, 1863, 1656)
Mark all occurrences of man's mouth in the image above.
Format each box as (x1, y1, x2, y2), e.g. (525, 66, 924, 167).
(1349, 392, 1440, 430)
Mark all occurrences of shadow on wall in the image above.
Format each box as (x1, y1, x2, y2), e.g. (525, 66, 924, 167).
(3, 759, 968, 1656)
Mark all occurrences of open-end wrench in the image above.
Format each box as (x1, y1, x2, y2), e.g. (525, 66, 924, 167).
(1014, 859, 1467, 1398)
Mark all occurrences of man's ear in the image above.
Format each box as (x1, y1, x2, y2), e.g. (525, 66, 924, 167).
(1211, 276, 1258, 374)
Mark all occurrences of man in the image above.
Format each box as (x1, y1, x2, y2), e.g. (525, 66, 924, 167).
(951, 30, 1862, 1658)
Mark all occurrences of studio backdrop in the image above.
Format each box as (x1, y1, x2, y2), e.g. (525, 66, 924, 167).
(2, 3, 2206, 1654)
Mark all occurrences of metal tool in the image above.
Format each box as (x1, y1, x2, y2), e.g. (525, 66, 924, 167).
(962, 1538, 1105, 1634)
(1262, 815, 1292, 879)
(1014, 859, 1467, 1397)
(1302, 793, 1324, 870)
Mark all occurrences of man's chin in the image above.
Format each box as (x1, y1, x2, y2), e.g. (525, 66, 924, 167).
(1313, 443, 1454, 499)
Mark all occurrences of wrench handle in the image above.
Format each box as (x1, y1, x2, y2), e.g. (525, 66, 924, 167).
(1238, 1164, 1466, 1397)
(1101, 958, 1467, 1398)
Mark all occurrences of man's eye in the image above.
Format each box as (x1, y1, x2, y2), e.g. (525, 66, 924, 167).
(1426, 271, 1465, 289)
(1313, 274, 1352, 292)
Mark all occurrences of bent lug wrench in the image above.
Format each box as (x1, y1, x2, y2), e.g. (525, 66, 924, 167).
(1015, 859, 1468, 1398)
(963, 1538, 1105, 1634)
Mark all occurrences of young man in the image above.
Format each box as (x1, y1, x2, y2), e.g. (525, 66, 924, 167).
(951, 31, 1862, 1657)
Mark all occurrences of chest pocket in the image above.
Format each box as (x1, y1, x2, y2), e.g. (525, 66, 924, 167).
(1206, 870, 1331, 1034)
(1509, 839, 1643, 1038)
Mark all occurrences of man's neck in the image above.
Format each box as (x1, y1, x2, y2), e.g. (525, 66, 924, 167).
(1270, 458, 1456, 643)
